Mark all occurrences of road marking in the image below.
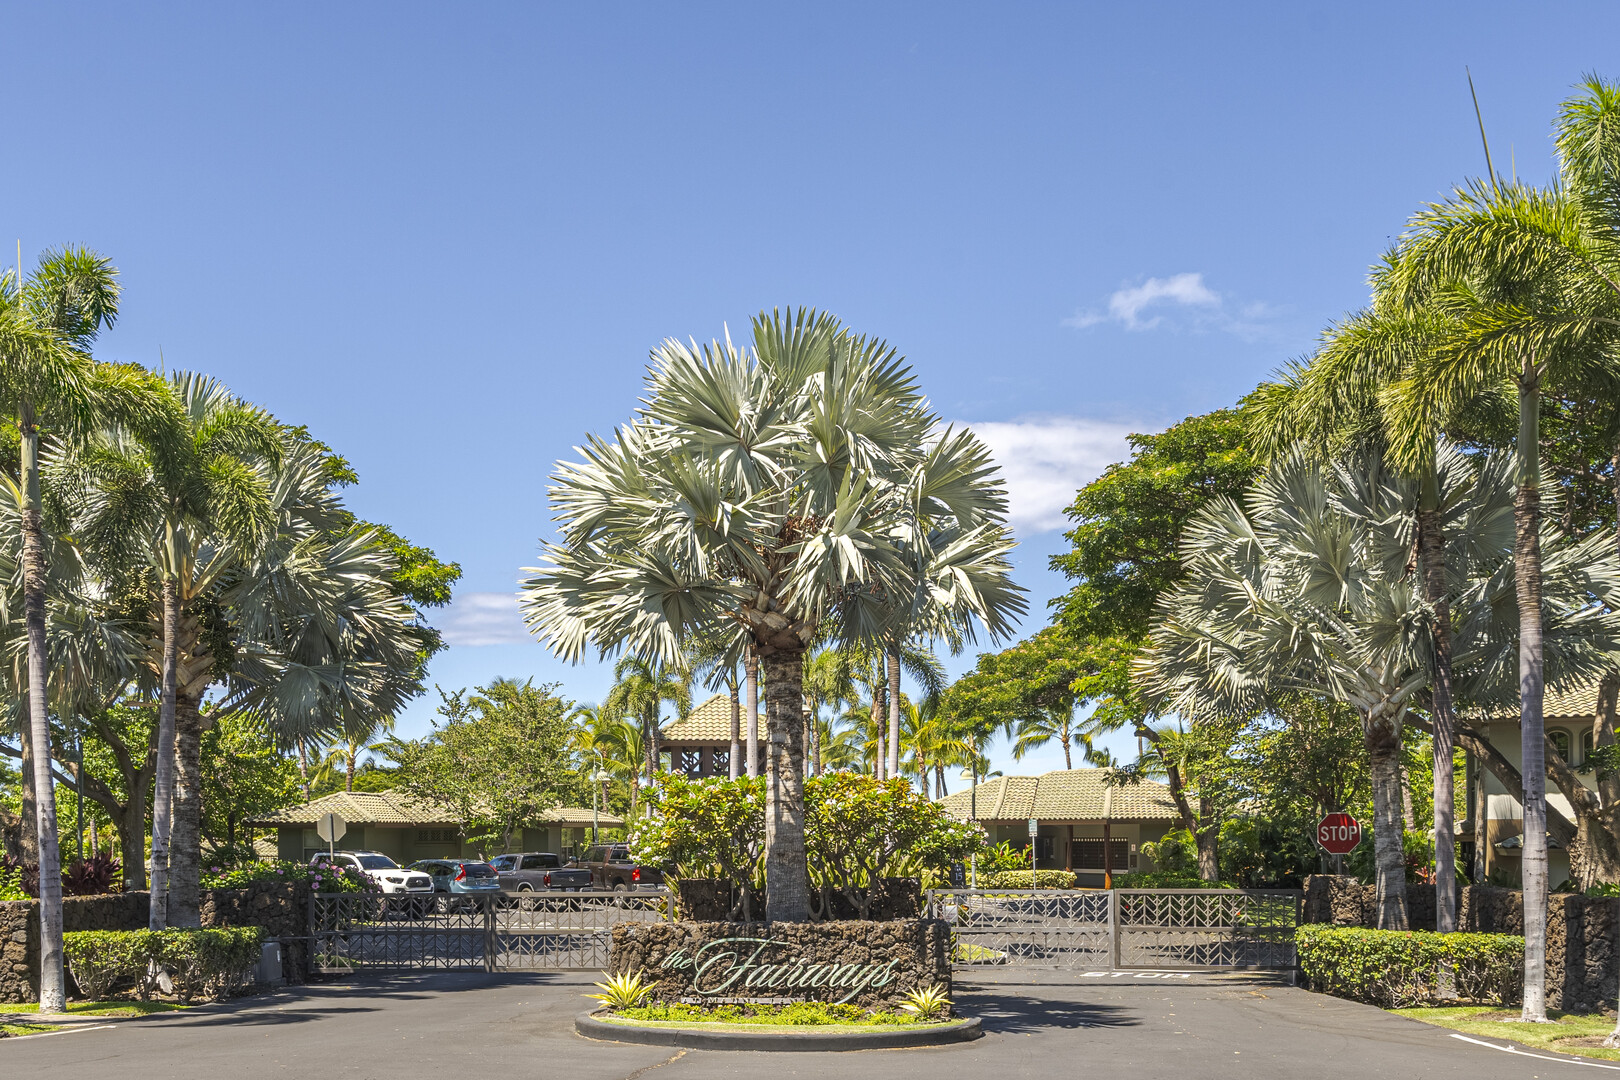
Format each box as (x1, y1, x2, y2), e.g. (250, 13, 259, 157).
(1080, 971, 1193, 979)
(1449, 1032, 1620, 1070)
(4, 1023, 117, 1041)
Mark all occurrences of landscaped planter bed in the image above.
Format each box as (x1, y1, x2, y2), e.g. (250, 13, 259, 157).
(575, 1009, 982, 1051)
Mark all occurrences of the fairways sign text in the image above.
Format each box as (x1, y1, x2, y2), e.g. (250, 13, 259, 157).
(660, 937, 903, 1004)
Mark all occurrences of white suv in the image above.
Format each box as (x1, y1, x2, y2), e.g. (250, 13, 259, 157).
(310, 851, 433, 895)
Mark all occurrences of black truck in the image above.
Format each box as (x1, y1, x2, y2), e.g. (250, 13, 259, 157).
(578, 843, 665, 891)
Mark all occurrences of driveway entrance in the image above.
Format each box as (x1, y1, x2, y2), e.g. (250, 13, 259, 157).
(309, 889, 673, 972)
(928, 888, 1301, 971)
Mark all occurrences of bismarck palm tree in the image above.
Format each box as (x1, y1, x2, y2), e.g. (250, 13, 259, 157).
(1139, 443, 1620, 929)
(1248, 284, 1474, 932)
(66, 372, 279, 928)
(603, 656, 691, 784)
(0, 247, 163, 1011)
(522, 309, 1024, 921)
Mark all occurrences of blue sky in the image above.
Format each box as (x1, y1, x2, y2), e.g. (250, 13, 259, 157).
(8, 3, 1617, 780)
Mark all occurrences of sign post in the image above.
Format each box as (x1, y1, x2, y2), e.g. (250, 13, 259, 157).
(1028, 818, 1038, 890)
(316, 812, 347, 860)
(1316, 812, 1361, 874)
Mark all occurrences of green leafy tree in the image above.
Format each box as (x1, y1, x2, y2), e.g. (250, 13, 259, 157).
(199, 713, 301, 850)
(391, 680, 581, 853)
(522, 309, 1024, 921)
(1050, 409, 1260, 642)
(629, 774, 766, 919)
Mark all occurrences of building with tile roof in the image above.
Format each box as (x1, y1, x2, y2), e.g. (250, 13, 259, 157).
(660, 693, 750, 777)
(248, 790, 623, 863)
(1464, 682, 1610, 889)
(938, 769, 1181, 885)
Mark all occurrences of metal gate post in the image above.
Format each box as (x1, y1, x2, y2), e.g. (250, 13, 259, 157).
(484, 897, 497, 973)
(1109, 888, 1120, 970)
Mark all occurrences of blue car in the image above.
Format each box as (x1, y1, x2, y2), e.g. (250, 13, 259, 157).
(409, 858, 503, 912)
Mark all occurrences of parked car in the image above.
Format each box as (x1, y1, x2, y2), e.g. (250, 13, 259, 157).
(309, 851, 433, 896)
(489, 852, 593, 893)
(578, 843, 665, 891)
(409, 857, 503, 910)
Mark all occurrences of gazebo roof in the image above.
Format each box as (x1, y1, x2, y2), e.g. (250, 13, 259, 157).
(660, 693, 737, 744)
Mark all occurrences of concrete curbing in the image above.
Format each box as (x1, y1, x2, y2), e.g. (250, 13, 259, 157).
(574, 1010, 982, 1051)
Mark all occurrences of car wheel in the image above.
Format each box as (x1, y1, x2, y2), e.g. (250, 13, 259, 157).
(517, 883, 532, 892)
(613, 882, 628, 893)
(435, 894, 449, 915)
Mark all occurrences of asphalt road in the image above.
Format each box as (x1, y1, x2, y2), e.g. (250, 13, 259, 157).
(2, 968, 1604, 1079)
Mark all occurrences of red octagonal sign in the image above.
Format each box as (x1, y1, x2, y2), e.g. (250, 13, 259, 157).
(1317, 813, 1362, 855)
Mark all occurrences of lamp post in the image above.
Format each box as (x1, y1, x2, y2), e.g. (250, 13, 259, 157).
(960, 764, 979, 890)
(591, 765, 611, 845)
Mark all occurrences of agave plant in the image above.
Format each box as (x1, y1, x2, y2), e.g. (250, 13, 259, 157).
(585, 971, 655, 1010)
(897, 983, 952, 1020)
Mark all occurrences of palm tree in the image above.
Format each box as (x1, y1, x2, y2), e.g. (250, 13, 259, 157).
(522, 309, 1024, 920)
(0, 247, 160, 1011)
(1140, 443, 1620, 928)
(603, 656, 691, 784)
(322, 718, 395, 792)
(1248, 290, 1472, 931)
(802, 646, 856, 777)
(65, 372, 279, 928)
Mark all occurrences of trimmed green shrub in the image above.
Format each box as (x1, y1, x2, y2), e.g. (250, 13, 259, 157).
(1296, 926, 1523, 1007)
(63, 927, 265, 1003)
(201, 859, 375, 893)
(978, 870, 1077, 889)
(1115, 872, 1232, 889)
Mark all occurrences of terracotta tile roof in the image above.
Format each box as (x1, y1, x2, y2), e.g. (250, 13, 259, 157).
(660, 693, 739, 743)
(1468, 683, 1606, 722)
(937, 769, 1179, 823)
(246, 790, 622, 829)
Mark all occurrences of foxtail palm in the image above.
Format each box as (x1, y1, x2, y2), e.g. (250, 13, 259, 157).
(522, 309, 1024, 920)
(0, 247, 163, 1010)
(603, 656, 691, 784)
(1384, 80, 1620, 1014)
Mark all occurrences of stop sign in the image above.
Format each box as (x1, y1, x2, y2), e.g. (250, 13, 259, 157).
(1317, 813, 1362, 855)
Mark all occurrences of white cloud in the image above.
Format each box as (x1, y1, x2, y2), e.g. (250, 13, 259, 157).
(438, 591, 533, 647)
(961, 416, 1136, 533)
(1065, 272, 1269, 336)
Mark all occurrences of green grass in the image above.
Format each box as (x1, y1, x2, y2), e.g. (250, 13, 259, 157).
(1392, 1006, 1620, 1062)
(953, 941, 1009, 964)
(2, 1000, 187, 1017)
(1, 1023, 56, 1037)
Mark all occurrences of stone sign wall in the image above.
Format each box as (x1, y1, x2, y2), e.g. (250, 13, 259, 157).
(610, 919, 951, 1010)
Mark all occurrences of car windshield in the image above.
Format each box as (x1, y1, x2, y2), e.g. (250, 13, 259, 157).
(357, 855, 398, 870)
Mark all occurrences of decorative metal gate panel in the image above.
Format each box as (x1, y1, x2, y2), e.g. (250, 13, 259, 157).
(928, 889, 1112, 969)
(311, 890, 673, 972)
(928, 888, 1300, 971)
(1115, 889, 1299, 969)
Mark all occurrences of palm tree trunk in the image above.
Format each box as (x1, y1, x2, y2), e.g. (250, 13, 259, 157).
(149, 578, 180, 929)
(295, 738, 311, 800)
(168, 691, 206, 928)
(1365, 708, 1410, 931)
(1515, 372, 1550, 1022)
(19, 410, 65, 1012)
(935, 763, 947, 798)
(729, 685, 741, 780)
(811, 713, 821, 777)
(874, 669, 888, 781)
(17, 717, 38, 864)
(760, 648, 811, 922)
(745, 651, 759, 779)
(886, 641, 902, 779)
(1417, 469, 1459, 933)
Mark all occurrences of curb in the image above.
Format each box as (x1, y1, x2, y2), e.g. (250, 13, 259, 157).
(574, 1011, 982, 1051)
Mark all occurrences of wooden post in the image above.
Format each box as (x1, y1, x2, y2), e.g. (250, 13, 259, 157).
(1103, 819, 1113, 890)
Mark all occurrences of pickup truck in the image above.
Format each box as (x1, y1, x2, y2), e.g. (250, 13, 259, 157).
(579, 843, 666, 891)
(489, 852, 593, 893)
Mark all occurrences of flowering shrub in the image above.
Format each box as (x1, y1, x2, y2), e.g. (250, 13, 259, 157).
(200, 860, 377, 894)
(63, 927, 264, 1003)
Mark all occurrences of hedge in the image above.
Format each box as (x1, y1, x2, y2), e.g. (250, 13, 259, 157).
(1296, 925, 1523, 1007)
(977, 870, 1077, 890)
(63, 927, 264, 1003)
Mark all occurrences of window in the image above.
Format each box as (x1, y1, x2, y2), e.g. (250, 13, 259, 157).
(490, 856, 513, 871)
(1550, 730, 1573, 764)
(1583, 729, 1596, 766)
(1070, 838, 1131, 871)
(680, 749, 702, 777)
(712, 749, 730, 773)
(357, 854, 398, 870)
(521, 854, 559, 870)
(416, 828, 456, 843)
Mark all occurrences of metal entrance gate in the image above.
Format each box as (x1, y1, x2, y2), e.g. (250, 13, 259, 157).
(310, 890, 673, 972)
(928, 888, 1301, 971)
